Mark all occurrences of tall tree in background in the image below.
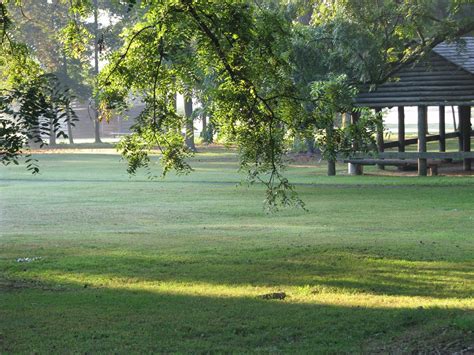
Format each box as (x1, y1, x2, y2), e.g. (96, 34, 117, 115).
(91, 0, 102, 143)
(69, 0, 134, 143)
(184, 95, 196, 151)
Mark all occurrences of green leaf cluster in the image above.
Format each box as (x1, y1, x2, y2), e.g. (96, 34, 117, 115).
(0, 74, 77, 172)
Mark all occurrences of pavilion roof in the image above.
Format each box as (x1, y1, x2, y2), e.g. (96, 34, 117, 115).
(434, 37, 474, 75)
(354, 37, 474, 107)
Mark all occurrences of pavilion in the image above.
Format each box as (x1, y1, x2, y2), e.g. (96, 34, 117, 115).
(350, 37, 474, 176)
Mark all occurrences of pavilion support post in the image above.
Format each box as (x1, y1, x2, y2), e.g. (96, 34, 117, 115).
(439, 106, 446, 152)
(397, 107, 406, 171)
(348, 111, 363, 175)
(460, 106, 471, 171)
(439, 106, 451, 162)
(418, 106, 428, 176)
(375, 108, 384, 170)
(398, 107, 405, 153)
(456, 106, 464, 152)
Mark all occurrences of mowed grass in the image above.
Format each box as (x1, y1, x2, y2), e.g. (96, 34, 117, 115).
(0, 148, 473, 353)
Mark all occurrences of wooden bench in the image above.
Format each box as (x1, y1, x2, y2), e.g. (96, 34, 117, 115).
(344, 159, 439, 176)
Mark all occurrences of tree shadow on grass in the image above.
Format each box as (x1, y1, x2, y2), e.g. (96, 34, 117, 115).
(7, 247, 473, 299)
(1, 283, 473, 353)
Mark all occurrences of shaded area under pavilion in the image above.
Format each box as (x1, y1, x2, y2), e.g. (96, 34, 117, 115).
(348, 37, 474, 176)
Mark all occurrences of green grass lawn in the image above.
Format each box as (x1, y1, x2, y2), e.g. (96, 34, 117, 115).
(1, 148, 473, 353)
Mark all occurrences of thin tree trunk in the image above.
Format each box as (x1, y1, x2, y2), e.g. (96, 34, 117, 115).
(205, 122, 214, 143)
(201, 113, 207, 140)
(62, 51, 74, 144)
(67, 106, 74, 145)
(348, 111, 363, 175)
(50, 7, 61, 147)
(184, 97, 196, 151)
(326, 125, 336, 176)
(305, 137, 315, 155)
(342, 112, 351, 129)
(299, 9, 316, 156)
(49, 118, 56, 146)
(172, 93, 177, 112)
(93, 0, 102, 144)
(201, 112, 213, 143)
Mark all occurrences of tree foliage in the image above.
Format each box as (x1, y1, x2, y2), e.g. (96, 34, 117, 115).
(0, 74, 77, 172)
(0, 2, 77, 169)
(309, 75, 378, 162)
(98, 0, 308, 209)
(308, 0, 474, 83)
(2, 0, 474, 208)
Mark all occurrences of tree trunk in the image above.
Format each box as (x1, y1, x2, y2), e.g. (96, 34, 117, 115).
(348, 111, 363, 175)
(93, 0, 102, 144)
(67, 117, 74, 145)
(327, 160, 336, 176)
(201, 113, 207, 140)
(62, 53, 74, 145)
(298, 8, 316, 156)
(342, 112, 351, 129)
(172, 93, 177, 112)
(49, 118, 56, 146)
(201, 109, 213, 143)
(326, 125, 336, 176)
(184, 97, 196, 151)
(205, 122, 214, 143)
(305, 136, 315, 155)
